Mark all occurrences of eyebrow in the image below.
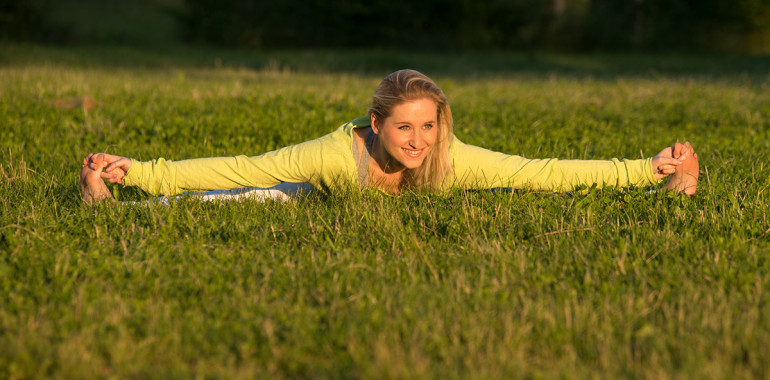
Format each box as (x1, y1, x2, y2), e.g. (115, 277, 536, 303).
(393, 120, 436, 124)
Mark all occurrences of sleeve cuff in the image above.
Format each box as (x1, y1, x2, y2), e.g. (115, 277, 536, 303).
(122, 159, 143, 187)
(643, 157, 661, 185)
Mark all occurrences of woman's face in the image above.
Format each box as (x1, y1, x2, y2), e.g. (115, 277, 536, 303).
(372, 97, 439, 171)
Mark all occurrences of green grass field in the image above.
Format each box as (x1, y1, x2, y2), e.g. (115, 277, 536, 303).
(1, 44, 769, 379)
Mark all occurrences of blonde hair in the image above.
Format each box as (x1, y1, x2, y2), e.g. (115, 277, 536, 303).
(368, 69, 454, 191)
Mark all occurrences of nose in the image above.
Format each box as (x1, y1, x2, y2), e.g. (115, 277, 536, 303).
(409, 129, 423, 148)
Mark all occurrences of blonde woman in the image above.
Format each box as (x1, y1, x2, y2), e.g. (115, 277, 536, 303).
(80, 69, 699, 203)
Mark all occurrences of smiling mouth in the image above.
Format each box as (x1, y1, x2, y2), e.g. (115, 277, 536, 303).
(402, 148, 424, 158)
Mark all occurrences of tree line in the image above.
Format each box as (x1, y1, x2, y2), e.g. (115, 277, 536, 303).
(3, 0, 769, 52)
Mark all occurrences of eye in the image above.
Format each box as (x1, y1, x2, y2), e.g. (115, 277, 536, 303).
(422, 123, 434, 130)
(398, 125, 411, 131)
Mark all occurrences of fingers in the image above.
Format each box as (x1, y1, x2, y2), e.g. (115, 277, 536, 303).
(654, 142, 696, 175)
(100, 172, 123, 184)
(81, 155, 125, 185)
(659, 157, 683, 165)
(107, 175, 124, 184)
(656, 165, 677, 175)
(108, 170, 125, 184)
(86, 153, 112, 169)
(655, 157, 683, 175)
(104, 159, 120, 172)
(86, 153, 129, 172)
(104, 158, 127, 173)
(668, 141, 697, 160)
(83, 153, 131, 176)
(86, 153, 103, 170)
(672, 142, 685, 159)
(82, 153, 94, 168)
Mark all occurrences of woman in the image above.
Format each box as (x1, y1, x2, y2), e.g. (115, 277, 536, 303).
(80, 69, 699, 204)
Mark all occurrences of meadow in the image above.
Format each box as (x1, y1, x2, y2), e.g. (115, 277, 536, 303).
(1, 44, 769, 379)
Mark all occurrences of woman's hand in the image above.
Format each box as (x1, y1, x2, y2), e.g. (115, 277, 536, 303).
(651, 142, 696, 181)
(83, 153, 132, 184)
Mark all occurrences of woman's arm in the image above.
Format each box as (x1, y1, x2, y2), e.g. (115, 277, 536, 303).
(85, 130, 355, 196)
(451, 139, 696, 193)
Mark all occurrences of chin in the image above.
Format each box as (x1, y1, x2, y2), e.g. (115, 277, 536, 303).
(401, 158, 426, 169)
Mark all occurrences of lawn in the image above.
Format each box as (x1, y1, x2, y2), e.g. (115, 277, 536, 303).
(1, 44, 769, 379)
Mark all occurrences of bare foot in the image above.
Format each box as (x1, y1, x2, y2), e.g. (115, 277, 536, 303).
(80, 161, 113, 205)
(664, 144, 699, 195)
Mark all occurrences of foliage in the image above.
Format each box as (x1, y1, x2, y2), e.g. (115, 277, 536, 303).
(2, 0, 770, 52)
(0, 0, 181, 46)
(582, 0, 770, 52)
(1, 45, 770, 378)
(176, 0, 770, 52)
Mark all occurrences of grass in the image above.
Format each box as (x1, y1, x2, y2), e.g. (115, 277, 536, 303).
(1, 44, 769, 379)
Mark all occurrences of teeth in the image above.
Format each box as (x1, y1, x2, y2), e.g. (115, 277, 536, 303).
(403, 149, 422, 156)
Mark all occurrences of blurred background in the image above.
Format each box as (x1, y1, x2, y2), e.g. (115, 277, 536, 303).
(2, 0, 769, 53)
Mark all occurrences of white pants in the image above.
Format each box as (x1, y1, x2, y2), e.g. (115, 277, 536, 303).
(120, 182, 315, 205)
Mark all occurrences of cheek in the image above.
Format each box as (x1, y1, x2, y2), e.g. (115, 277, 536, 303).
(426, 129, 439, 146)
(382, 131, 406, 151)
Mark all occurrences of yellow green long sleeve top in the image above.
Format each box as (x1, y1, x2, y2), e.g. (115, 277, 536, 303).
(123, 117, 660, 195)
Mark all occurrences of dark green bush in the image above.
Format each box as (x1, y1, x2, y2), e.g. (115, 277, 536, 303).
(1, 0, 768, 52)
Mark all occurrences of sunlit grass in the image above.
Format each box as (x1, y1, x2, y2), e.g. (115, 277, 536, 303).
(1, 45, 769, 379)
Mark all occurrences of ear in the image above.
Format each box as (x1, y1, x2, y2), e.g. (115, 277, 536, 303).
(370, 114, 379, 135)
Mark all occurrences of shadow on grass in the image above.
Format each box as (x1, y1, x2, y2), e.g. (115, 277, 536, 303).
(2, 43, 769, 80)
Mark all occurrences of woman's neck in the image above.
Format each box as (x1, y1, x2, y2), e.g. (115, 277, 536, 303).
(368, 133, 407, 194)
(370, 134, 405, 174)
